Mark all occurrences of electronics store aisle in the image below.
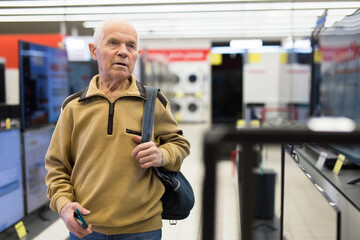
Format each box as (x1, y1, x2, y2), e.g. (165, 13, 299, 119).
(261, 145, 339, 240)
(33, 123, 240, 240)
(32, 124, 337, 240)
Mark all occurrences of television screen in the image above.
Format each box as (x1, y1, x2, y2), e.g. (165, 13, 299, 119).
(316, 12, 360, 121)
(0, 129, 25, 233)
(68, 61, 98, 94)
(314, 11, 360, 166)
(19, 41, 69, 130)
(23, 125, 54, 214)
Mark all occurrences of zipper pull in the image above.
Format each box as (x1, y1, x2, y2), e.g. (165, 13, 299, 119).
(108, 102, 115, 135)
(109, 103, 114, 115)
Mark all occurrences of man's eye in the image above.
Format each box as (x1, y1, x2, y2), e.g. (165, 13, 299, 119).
(109, 41, 118, 46)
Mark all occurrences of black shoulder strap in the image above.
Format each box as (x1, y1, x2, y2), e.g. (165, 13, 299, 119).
(141, 86, 159, 143)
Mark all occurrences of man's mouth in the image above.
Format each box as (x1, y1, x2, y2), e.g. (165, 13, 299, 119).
(115, 62, 127, 67)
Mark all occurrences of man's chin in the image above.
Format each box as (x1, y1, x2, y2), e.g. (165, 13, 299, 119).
(111, 71, 131, 81)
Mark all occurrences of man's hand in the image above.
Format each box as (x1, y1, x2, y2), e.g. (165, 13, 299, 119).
(132, 135, 163, 168)
(60, 202, 92, 238)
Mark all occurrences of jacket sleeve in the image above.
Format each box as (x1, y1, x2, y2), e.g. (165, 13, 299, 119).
(153, 92, 191, 172)
(45, 110, 75, 213)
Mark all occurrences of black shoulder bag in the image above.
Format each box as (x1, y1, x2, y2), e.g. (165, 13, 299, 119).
(141, 86, 195, 223)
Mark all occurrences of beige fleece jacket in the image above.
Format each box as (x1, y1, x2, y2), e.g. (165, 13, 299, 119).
(45, 74, 190, 234)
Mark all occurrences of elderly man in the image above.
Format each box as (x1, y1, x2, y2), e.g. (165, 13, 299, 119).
(45, 18, 190, 240)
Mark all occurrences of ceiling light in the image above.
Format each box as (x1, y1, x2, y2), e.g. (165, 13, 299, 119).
(211, 47, 245, 54)
(284, 38, 311, 49)
(307, 117, 356, 132)
(230, 39, 263, 49)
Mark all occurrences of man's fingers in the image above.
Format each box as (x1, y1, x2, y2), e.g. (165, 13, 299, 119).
(132, 138, 162, 168)
(132, 135, 142, 144)
(132, 136, 144, 157)
(61, 202, 92, 238)
(76, 205, 91, 215)
(71, 217, 92, 237)
(132, 141, 152, 157)
(138, 155, 154, 164)
(133, 143, 157, 159)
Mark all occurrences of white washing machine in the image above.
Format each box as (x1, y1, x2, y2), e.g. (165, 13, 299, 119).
(181, 71, 204, 94)
(170, 97, 186, 123)
(168, 64, 185, 92)
(169, 62, 209, 94)
(168, 61, 210, 123)
(181, 95, 205, 123)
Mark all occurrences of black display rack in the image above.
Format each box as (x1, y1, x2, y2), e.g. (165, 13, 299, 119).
(202, 125, 360, 240)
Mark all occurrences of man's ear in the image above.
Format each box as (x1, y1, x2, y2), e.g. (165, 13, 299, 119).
(138, 49, 143, 55)
(89, 43, 97, 60)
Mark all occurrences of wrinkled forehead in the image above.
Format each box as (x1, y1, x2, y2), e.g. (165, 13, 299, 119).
(102, 21, 138, 43)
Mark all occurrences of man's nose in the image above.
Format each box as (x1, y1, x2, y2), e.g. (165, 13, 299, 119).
(116, 44, 128, 57)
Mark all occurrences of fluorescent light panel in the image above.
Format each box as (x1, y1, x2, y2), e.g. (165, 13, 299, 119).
(82, 17, 320, 29)
(136, 27, 314, 34)
(0, 2, 358, 15)
(78, 10, 327, 21)
(1, 0, 358, 8)
(138, 30, 314, 39)
(0, 8, 355, 22)
(0, 10, 343, 22)
(230, 39, 263, 49)
(0, 0, 357, 40)
(0, 0, 279, 7)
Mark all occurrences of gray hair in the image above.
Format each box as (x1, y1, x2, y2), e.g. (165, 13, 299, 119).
(93, 18, 140, 49)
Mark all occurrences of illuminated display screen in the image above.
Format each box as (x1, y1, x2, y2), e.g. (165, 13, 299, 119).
(316, 12, 360, 166)
(19, 40, 69, 130)
(0, 129, 24, 232)
(23, 125, 54, 214)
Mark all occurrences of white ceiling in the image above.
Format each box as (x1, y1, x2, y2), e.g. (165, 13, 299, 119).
(0, 0, 359, 41)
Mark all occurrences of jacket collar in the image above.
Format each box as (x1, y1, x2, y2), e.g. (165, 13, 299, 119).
(79, 74, 146, 101)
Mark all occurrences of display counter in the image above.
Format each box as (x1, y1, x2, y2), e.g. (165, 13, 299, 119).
(202, 124, 360, 240)
(295, 145, 360, 211)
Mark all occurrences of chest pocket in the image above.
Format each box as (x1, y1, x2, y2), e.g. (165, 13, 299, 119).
(126, 128, 142, 136)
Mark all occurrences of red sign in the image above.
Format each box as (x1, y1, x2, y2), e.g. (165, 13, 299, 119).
(145, 49, 210, 62)
(320, 41, 360, 63)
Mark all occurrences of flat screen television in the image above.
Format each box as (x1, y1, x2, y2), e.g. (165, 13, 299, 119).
(68, 61, 98, 94)
(0, 129, 25, 233)
(23, 125, 54, 215)
(19, 40, 69, 130)
(314, 11, 360, 166)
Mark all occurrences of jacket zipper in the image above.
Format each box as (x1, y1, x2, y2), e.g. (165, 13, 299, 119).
(108, 102, 115, 135)
(105, 95, 146, 135)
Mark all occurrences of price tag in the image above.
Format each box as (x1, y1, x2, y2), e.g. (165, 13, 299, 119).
(250, 119, 260, 127)
(315, 151, 328, 170)
(15, 221, 27, 239)
(5, 118, 11, 129)
(333, 154, 346, 175)
(236, 119, 246, 128)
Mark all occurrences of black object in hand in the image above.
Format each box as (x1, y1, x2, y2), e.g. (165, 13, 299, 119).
(74, 208, 88, 229)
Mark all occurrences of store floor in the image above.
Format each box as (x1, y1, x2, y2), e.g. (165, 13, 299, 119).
(32, 123, 334, 240)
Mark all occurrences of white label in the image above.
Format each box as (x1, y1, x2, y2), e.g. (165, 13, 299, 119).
(316, 151, 328, 170)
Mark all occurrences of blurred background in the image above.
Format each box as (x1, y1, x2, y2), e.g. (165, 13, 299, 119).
(0, 1, 360, 239)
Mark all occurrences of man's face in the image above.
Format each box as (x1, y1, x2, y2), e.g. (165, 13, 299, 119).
(90, 21, 140, 81)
